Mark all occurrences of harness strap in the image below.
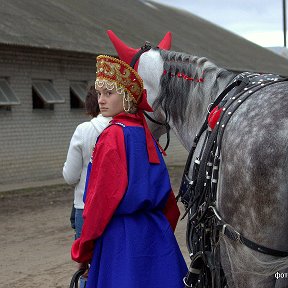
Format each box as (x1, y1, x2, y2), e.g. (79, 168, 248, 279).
(208, 76, 249, 114)
(212, 204, 288, 257)
(217, 77, 288, 152)
(130, 41, 152, 69)
(180, 75, 249, 179)
(143, 111, 171, 151)
(177, 76, 249, 204)
(219, 223, 288, 257)
(180, 127, 218, 219)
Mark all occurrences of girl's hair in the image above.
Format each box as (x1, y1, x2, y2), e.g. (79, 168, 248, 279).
(85, 85, 100, 117)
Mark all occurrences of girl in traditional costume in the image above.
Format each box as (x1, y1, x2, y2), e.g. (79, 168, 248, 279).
(71, 54, 187, 288)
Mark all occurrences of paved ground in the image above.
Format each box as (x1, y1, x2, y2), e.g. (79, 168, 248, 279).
(0, 166, 189, 288)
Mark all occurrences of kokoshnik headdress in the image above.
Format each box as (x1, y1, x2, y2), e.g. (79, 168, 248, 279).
(96, 55, 143, 105)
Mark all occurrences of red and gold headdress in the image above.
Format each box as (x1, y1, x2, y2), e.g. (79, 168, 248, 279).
(95, 55, 153, 112)
(96, 55, 144, 104)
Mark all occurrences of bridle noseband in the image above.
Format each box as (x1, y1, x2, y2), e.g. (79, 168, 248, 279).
(129, 42, 171, 151)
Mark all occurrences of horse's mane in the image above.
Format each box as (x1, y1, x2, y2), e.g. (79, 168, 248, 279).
(154, 49, 235, 125)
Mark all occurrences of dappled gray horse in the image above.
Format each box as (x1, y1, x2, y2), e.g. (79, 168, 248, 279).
(138, 48, 288, 288)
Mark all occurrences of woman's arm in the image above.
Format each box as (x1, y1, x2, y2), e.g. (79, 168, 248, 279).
(63, 125, 83, 185)
(71, 126, 128, 263)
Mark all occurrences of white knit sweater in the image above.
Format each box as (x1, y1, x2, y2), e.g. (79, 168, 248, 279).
(63, 114, 111, 209)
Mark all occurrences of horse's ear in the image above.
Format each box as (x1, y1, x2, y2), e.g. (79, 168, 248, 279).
(107, 30, 140, 66)
(158, 32, 172, 50)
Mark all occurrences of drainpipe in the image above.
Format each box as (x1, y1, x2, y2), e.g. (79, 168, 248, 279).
(284, 0, 287, 47)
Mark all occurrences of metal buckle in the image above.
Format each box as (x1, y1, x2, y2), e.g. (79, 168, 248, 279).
(222, 224, 241, 242)
(142, 41, 151, 50)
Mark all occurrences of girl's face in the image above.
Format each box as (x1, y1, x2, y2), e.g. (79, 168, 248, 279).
(96, 85, 124, 117)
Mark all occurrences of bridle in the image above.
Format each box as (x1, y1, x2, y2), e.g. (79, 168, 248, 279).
(130, 42, 171, 151)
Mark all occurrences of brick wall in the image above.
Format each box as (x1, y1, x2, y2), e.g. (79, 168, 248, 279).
(0, 45, 187, 187)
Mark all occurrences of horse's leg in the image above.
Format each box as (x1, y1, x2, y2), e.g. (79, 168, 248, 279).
(220, 238, 280, 288)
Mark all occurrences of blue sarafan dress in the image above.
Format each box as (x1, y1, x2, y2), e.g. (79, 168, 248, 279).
(72, 113, 187, 288)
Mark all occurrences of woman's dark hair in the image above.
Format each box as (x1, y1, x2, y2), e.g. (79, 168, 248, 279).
(85, 85, 100, 117)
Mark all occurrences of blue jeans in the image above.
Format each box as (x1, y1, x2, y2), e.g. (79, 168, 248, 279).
(79, 275, 87, 288)
(74, 209, 87, 288)
(75, 208, 84, 239)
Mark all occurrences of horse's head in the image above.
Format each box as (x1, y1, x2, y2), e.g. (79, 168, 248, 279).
(138, 49, 167, 139)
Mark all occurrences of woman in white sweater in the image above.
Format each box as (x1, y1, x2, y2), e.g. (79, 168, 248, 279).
(63, 85, 111, 239)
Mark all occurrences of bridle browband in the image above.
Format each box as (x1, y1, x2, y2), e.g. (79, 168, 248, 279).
(129, 42, 171, 151)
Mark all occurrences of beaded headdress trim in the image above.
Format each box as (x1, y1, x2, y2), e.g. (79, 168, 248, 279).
(95, 55, 144, 103)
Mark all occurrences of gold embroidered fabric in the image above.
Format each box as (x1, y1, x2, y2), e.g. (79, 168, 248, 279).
(95, 55, 143, 103)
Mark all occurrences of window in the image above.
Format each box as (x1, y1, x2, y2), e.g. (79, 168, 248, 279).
(70, 82, 87, 109)
(0, 79, 20, 108)
(32, 80, 64, 110)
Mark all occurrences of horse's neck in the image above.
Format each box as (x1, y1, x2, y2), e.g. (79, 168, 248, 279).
(171, 70, 235, 151)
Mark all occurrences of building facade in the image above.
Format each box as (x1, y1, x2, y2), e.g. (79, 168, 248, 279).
(1, 0, 287, 188)
(0, 45, 96, 185)
(0, 44, 188, 187)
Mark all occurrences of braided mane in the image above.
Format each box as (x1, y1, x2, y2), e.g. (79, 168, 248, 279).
(154, 49, 235, 126)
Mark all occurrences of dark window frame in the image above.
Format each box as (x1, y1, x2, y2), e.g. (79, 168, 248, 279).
(0, 78, 20, 107)
(32, 80, 64, 110)
(70, 81, 87, 109)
